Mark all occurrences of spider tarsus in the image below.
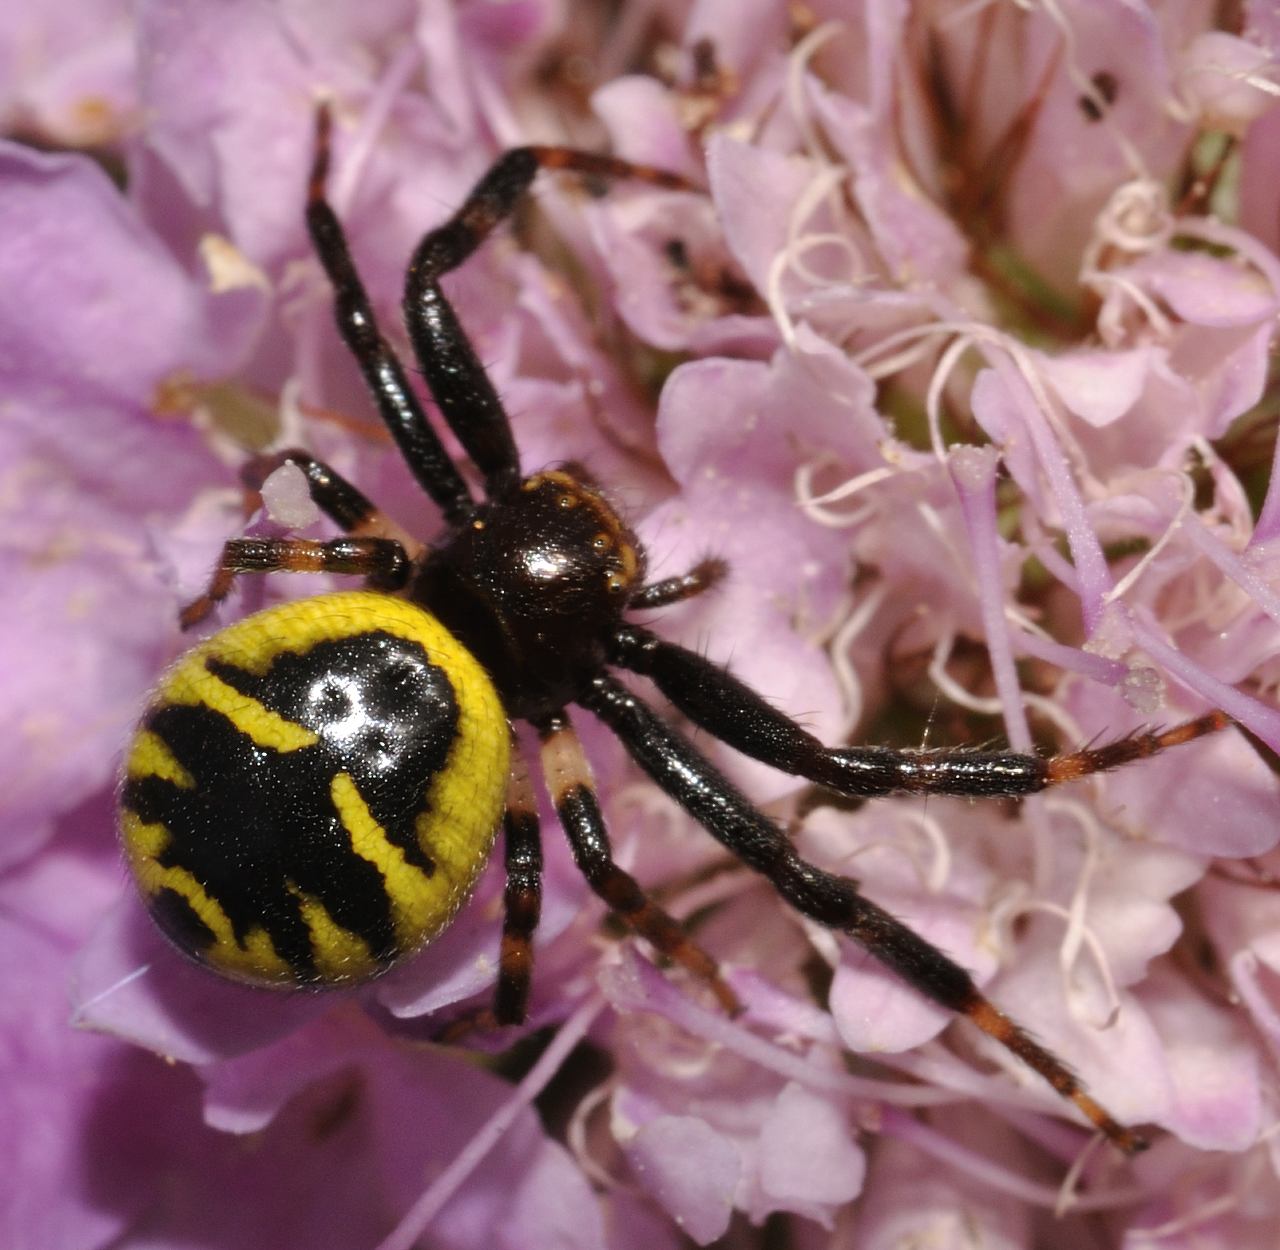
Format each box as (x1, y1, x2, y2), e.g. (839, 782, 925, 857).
(689, 555, 729, 587)
(961, 992, 1146, 1154)
(526, 145, 698, 192)
(709, 972, 743, 1015)
(1089, 1110, 1150, 1157)
(177, 596, 215, 631)
(178, 566, 234, 630)
(1045, 710, 1230, 785)
(653, 928, 740, 1015)
(309, 103, 333, 199)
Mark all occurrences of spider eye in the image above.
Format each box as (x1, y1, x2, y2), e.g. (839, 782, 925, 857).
(592, 534, 610, 554)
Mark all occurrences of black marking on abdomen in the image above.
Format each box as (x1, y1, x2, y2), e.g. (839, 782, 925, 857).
(125, 631, 462, 978)
(207, 631, 459, 875)
(151, 886, 218, 954)
(125, 703, 392, 977)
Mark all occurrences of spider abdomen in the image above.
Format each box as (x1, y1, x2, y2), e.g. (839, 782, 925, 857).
(120, 591, 509, 986)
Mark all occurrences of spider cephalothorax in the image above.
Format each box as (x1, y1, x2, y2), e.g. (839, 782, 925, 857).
(413, 468, 646, 718)
(120, 104, 1230, 1156)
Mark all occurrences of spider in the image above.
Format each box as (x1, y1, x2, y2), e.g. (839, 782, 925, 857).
(119, 104, 1228, 1157)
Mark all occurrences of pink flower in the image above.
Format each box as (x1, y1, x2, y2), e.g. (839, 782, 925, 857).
(5, 2, 1280, 1247)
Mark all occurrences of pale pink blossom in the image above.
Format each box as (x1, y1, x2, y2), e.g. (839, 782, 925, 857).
(5, 2, 1280, 1247)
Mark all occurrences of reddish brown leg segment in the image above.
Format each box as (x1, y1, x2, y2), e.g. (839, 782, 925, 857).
(494, 748, 543, 1025)
(1045, 711, 1231, 783)
(583, 674, 1152, 1154)
(179, 536, 409, 629)
(538, 713, 739, 1014)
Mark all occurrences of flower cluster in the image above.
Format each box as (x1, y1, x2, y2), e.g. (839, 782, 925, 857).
(4, 2, 1280, 1247)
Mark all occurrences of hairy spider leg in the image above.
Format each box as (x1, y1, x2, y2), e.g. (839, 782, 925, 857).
(583, 673, 1149, 1154)
(629, 557, 728, 611)
(538, 714, 739, 1014)
(611, 624, 1230, 799)
(182, 450, 422, 631)
(1041, 712, 1231, 781)
(402, 140, 696, 498)
(179, 536, 410, 630)
(307, 106, 473, 524)
(310, 104, 695, 510)
(495, 747, 543, 1026)
(240, 447, 410, 543)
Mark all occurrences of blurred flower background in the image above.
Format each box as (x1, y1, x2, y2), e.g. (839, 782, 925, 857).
(4, 1, 1280, 1246)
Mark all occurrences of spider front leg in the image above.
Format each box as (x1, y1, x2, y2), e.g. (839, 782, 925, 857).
(537, 712, 739, 1014)
(581, 674, 1148, 1154)
(240, 447, 415, 548)
(179, 536, 409, 629)
(307, 106, 472, 524)
(611, 623, 1229, 798)
(403, 142, 695, 497)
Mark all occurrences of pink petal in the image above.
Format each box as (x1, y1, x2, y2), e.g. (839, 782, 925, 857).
(707, 131, 823, 294)
(1119, 251, 1277, 328)
(624, 1116, 740, 1246)
(754, 1082, 866, 1216)
(73, 895, 327, 1064)
(1140, 969, 1262, 1150)
(991, 934, 1174, 1129)
(1039, 346, 1158, 427)
(1179, 32, 1279, 134)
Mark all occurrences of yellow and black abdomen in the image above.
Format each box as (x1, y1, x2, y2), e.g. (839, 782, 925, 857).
(120, 591, 510, 986)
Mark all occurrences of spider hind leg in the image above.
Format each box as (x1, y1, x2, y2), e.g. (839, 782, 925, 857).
(538, 713, 739, 1014)
(611, 624, 1230, 801)
(582, 673, 1149, 1154)
(494, 749, 543, 1026)
(1044, 711, 1230, 782)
